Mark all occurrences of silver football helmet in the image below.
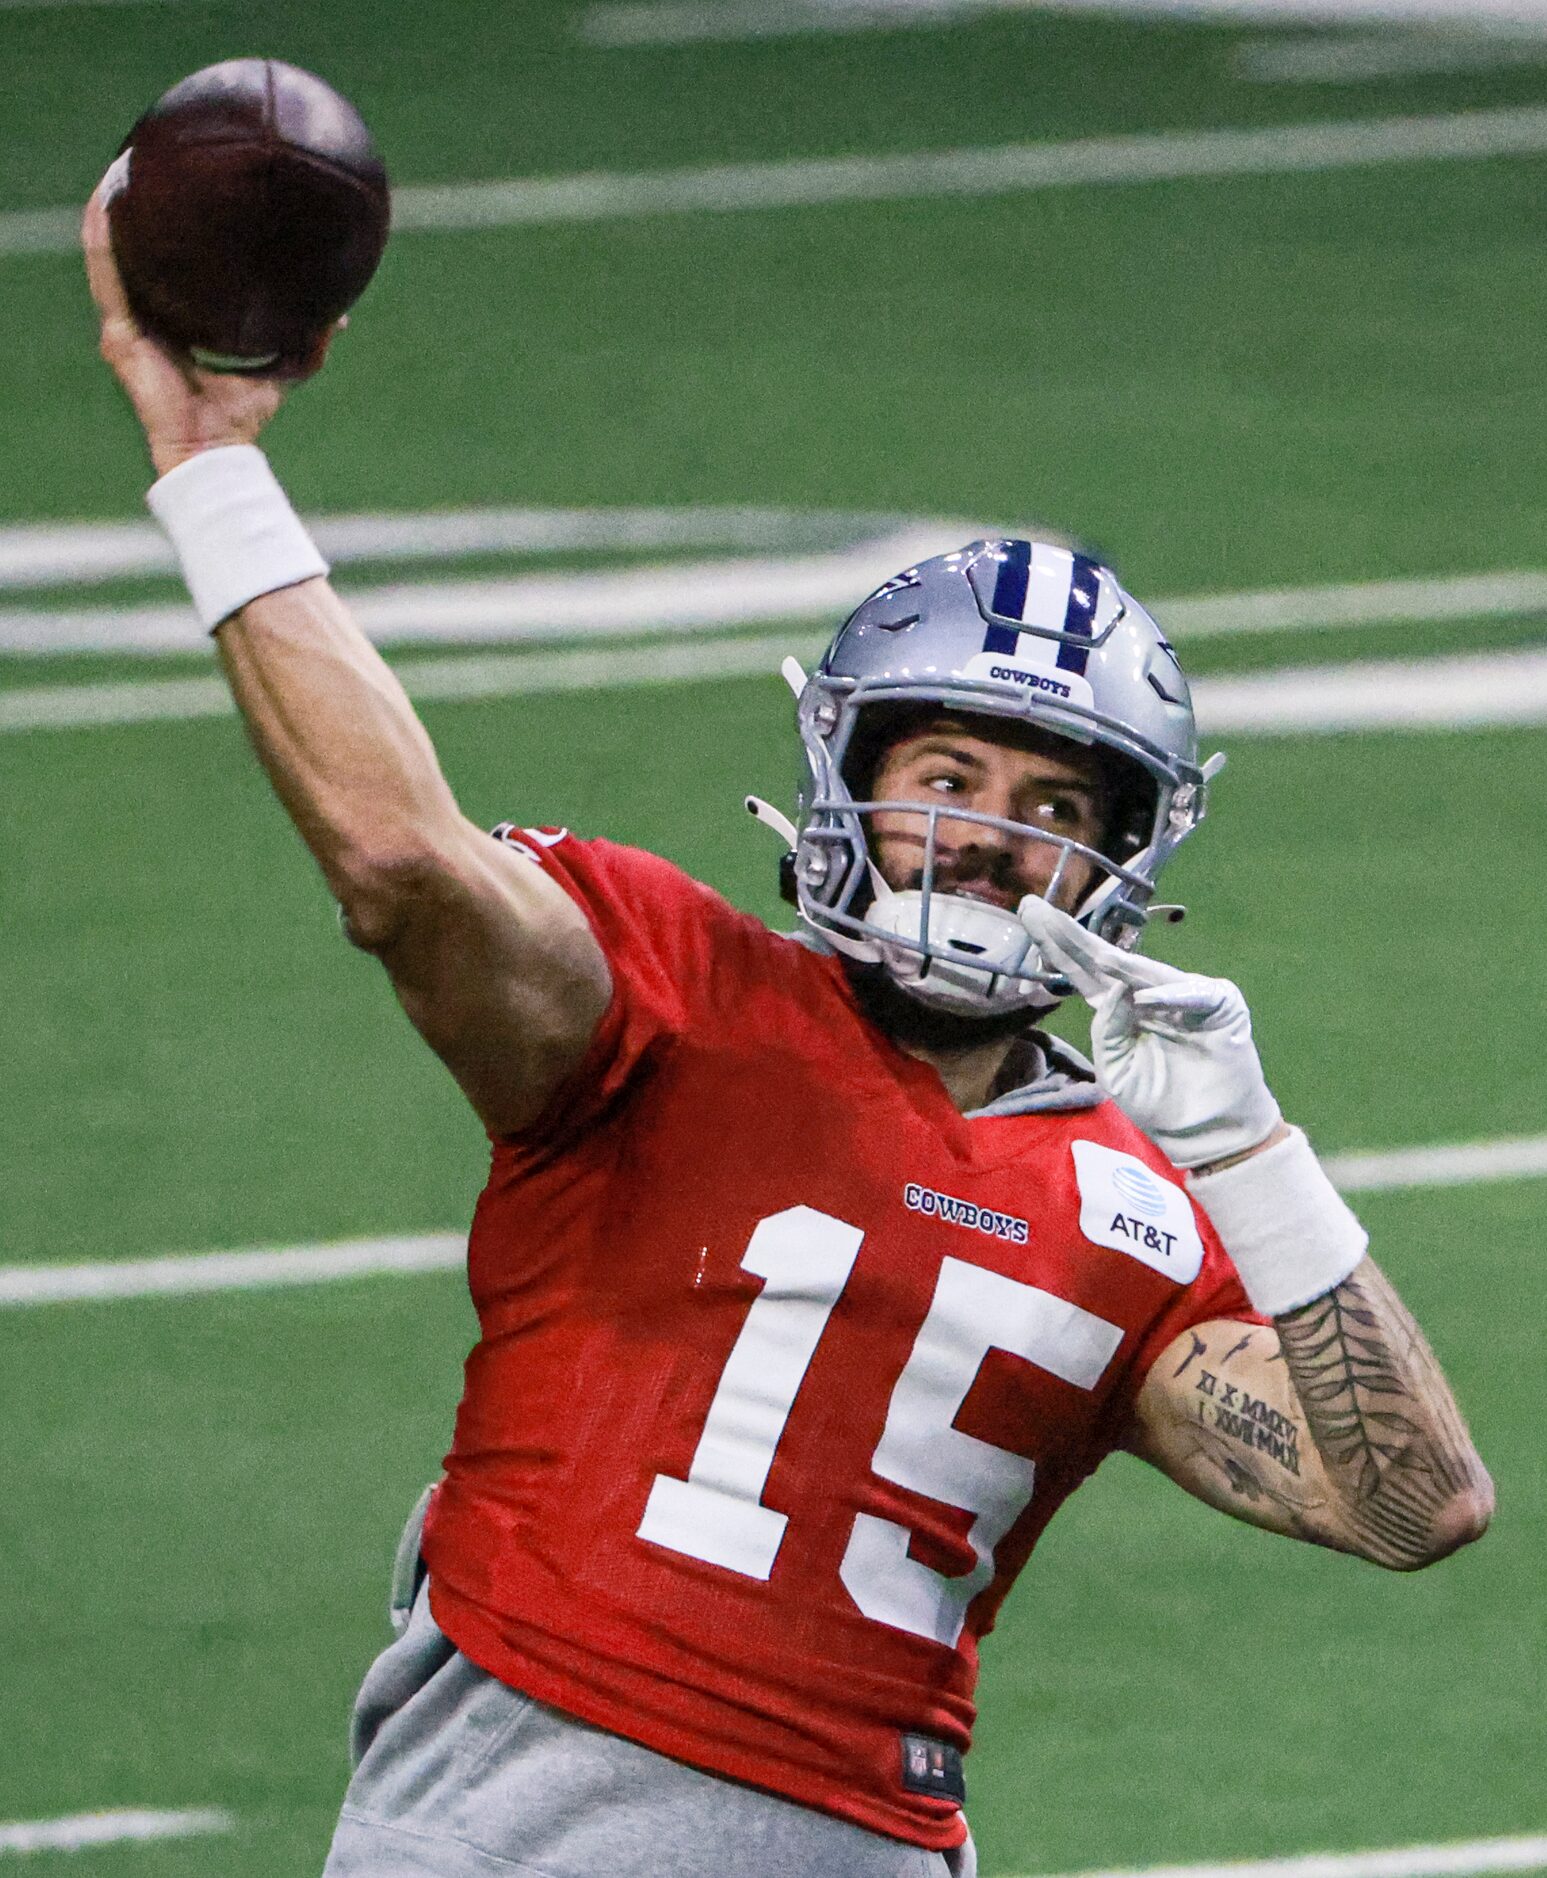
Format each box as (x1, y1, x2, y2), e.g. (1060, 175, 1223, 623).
(751, 538, 1223, 1016)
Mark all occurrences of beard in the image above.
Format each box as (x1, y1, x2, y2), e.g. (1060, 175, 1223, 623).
(842, 958, 1054, 1054)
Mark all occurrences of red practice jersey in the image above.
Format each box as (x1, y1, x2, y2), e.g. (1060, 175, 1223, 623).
(423, 832, 1258, 1849)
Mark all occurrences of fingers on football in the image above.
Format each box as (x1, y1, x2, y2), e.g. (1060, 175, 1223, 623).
(82, 180, 156, 380)
(82, 185, 128, 319)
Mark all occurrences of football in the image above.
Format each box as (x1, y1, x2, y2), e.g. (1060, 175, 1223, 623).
(104, 59, 391, 374)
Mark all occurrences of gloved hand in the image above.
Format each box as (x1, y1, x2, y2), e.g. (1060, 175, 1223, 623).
(1015, 895, 1282, 1171)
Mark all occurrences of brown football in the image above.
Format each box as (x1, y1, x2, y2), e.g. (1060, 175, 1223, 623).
(105, 59, 391, 374)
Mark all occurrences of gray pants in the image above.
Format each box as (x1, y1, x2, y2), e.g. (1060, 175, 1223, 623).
(322, 1581, 978, 1878)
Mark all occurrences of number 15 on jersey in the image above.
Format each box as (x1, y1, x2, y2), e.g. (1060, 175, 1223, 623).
(638, 1205, 1123, 1647)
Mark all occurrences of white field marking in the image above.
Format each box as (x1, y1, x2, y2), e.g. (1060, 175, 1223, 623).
(1325, 1136, 1547, 1192)
(1192, 645, 1547, 734)
(0, 634, 810, 733)
(0, 1808, 234, 1855)
(579, 0, 1048, 43)
(8, 638, 1547, 737)
(0, 526, 963, 656)
(1003, 1833, 1547, 1878)
(13, 105, 1547, 259)
(1036, 0, 1547, 17)
(0, 0, 183, 8)
(6, 551, 1547, 660)
(0, 503, 906, 594)
(584, 0, 1547, 33)
(1158, 567, 1547, 640)
(4, 1139, 1546, 1309)
(0, 206, 78, 255)
(0, 1234, 466, 1306)
(1239, 30, 1547, 85)
(385, 106, 1547, 232)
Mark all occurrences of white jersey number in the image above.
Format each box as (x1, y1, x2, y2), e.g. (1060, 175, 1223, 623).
(637, 1205, 1123, 1646)
(636, 1206, 862, 1579)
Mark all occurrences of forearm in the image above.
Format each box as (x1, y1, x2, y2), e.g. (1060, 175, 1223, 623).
(83, 197, 466, 917)
(1274, 1257, 1493, 1569)
(84, 187, 612, 1124)
(1189, 1130, 1493, 1568)
(216, 577, 466, 913)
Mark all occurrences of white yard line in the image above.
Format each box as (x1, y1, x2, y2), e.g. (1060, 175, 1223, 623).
(2, 1137, 1544, 1308)
(0, 1808, 233, 1855)
(6, 636, 1547, 737)
(0, 634, 804, 732)
(387, 107, 1547, 231)
(1159, 568, 1547, 639)
(0, 527, 960, 655)
(0, 1235, 465, 1306)
(1193, 645, 1547, 733)
(0, 0, 183, 9)
(1323, 1136, 1547, 1191)
(0, 504, 907, 593)
(1238, 30, 1547, 84)
(12, 107, 1547, 259)
(578, 0, 1048, 42)
(4, 550, 1547, 659)
(1007, 1835, 1547, 1878)
(0, 206, 78, 255)
(583, 0, 1547, 35)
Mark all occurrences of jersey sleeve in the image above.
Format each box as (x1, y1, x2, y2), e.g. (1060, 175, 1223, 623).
(1082, 1198, 1267, 1454)
(1126, 1203, 1267, 1393)
(487, 826, 739, 1145)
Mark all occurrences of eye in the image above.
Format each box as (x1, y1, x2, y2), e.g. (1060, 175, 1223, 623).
(1029, 793, 1085, 828)
(923, 770, 967, 794)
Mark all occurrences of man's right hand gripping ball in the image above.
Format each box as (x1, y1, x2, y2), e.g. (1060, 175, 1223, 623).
(82, 182, 335, 476)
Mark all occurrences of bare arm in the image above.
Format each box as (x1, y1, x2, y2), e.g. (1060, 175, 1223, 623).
(214, 582, 611, 1132)
(1127, 1259, 1494, 1569)
(84, 188, 610, 1135)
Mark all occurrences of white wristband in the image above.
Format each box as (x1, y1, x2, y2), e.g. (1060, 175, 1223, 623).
(146, 445, 329, 631)
(1186, 1126, 1368, 1317)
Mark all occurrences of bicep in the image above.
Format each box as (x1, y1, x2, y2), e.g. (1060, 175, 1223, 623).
(1124, 1317, 1358, 1555)
(361, 820, 612, 1135)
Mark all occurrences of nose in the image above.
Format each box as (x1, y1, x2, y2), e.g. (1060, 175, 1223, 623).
(938, 796, 1066, 901)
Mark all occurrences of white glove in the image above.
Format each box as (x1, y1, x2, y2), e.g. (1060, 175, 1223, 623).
(1015, 896, 1282, 1171)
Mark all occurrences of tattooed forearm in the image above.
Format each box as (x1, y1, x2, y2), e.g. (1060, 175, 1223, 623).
(1275, 1259, 1493, 1569)
(1186, 1431, 1320, 1537)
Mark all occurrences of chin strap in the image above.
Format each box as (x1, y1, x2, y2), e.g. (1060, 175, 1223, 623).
(744, 795, 798, 847)
(744, 793, 887, 962)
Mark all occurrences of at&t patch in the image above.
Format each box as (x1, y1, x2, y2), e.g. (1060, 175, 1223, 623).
(1070, 1140, 1203, 1283)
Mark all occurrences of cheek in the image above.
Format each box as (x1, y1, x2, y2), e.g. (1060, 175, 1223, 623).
(869, 807, 926, 848)
(1052, 852, 1100, 909)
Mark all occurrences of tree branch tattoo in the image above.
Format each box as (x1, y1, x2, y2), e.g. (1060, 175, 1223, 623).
(1275, 1260, 1490, 1568)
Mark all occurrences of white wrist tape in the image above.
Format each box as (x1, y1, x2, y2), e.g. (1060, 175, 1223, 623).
(1186, 1126, 1368, 1317)
(146, 445, 329, 631)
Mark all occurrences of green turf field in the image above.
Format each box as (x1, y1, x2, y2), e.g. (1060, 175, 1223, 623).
(2, 3, 1543, 1873)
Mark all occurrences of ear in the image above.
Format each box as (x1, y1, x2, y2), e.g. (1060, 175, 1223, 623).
(293, 315, 348, 382)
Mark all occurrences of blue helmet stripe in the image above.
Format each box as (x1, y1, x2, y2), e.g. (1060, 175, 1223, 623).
(983, 540, 1031, 655)
(1056, 552, 1100, 674)
(989, 540, 1031, 623)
